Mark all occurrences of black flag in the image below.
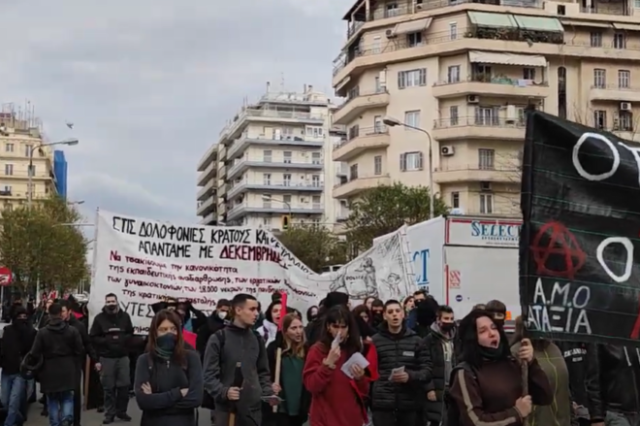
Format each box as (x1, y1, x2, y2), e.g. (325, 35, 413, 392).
(520, 110, 640, 346)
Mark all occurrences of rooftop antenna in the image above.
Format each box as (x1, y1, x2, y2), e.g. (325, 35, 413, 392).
(280, 72, 285, 92)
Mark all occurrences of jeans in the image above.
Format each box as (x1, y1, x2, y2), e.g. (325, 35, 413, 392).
(46, 391, 74, 426)
(0, 373, 26, 426)
(99, 356, 130, 419)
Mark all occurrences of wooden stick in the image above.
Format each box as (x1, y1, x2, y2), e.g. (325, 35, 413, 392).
(521, 339, 530, 426)
(228, 412, 236, 426)
(83, 356, 90, 410)
(272, 347, 283, 413)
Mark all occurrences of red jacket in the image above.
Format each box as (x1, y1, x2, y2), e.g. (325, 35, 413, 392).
(303, 342, 370, 426)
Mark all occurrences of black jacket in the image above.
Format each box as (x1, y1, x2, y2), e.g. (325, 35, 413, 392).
(595, 344, 640, 415)
(196, 314, 226, 358)
(370, 324, 431, 411)
(89, 308, 134, 358)
(423, 324, 457, 423)
(556, 341, 602, 420)
(0, 320, 36, 375)
(68, 314, 98, 366)
(30, 317, 84, 393)
(266, 339, 311, 420)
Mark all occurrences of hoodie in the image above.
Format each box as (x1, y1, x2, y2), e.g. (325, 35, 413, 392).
(0, 311, 36, 375)
(89, 307, 134, 358)
(423, 322, 457, 423)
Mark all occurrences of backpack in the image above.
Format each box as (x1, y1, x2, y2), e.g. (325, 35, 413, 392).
(443, 362, 477, 426)
(201, 327, 264, 410)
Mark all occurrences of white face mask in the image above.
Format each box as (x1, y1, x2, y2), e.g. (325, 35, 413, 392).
(218, 311, 227, 320)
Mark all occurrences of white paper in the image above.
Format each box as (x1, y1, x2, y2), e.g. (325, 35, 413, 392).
(331, 332, 342, 349)
(388, 366, 405, 381)
(340, 352, 370, 378)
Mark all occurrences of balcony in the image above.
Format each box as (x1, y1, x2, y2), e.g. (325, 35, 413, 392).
(197, 196, 216, 217)
(333, 127, 390, 162)
(433, 164, 520, 184)
(589, 85, 640, 103)
(227, 203, 324, 221)
(197, 144, 218, 172)
(219, 108, 325, 144)
(227, 159, 323, 181)
(199, 212, 217, 225)
(432, 77, 550, 99)
(332, 89, 390, 125)
(333, 174, 391, 198)
(227, 134, 324, 160)
(227, 181, 324, 199)
(197, 161, 217, 186)
(433, 117, 525, 141)
(197, 178, 217, 201)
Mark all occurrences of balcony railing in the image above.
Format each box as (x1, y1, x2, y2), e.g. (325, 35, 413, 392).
(229, 180, 324, 191)
(334, 88, 389, 112)
(433, 116, 526, 129)
(333, 126, 388, 150)
(220, 108, 325, 139)
(580, 5, 630, 16)
(433, 76, 549, 88)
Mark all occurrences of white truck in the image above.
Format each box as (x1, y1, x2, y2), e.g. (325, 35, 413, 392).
(376, 215, 522, 321)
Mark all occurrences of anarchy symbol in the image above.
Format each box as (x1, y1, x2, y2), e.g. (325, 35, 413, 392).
(531, 221, 586, 280)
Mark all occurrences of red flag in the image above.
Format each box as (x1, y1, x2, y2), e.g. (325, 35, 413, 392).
(183, 330, 197, 348)
(278, 291, 288, 331)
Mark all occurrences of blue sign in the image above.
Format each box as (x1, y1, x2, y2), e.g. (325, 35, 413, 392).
(413, 249, 430, 286)
(455, 295, 463, 302)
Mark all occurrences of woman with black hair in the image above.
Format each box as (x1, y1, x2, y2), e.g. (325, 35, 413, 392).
(448, 309, 552, 426)
(257, 300, 282, 346)
(303, 305, 371, 426)
(306, 306, 319, 324)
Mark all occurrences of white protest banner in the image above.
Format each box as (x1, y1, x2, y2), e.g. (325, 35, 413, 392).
(89, 210, 413, 333)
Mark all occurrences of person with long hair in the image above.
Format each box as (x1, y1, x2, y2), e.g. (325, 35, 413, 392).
(134, 309, 203, 426)
(352, 304, 371, 325)
(265, 313, 311, 426)
(448, 309, 552, 426)
(258, 300, 282, 346)
(303, 305, 370, 426)
(403, 296, 414, 313)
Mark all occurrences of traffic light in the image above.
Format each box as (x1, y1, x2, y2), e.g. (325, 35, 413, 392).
(281, 215, 291, 230)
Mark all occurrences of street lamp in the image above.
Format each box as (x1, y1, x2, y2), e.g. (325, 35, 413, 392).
(67, 200, 85, 206)
(28, 139, 79, 209)
(382, 116, 435, 219)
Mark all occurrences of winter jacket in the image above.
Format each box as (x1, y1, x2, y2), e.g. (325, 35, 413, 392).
(29, 317, 84, 393)
(89, 308, 134, 358)
(424, 323, 457, 423)
(595, 344, 640, 415)
(0, 320, 36, 375)
(303, 342, 370, 426)
(449, 356, 553, 426)
(512, 341, 571, 426)
(195, 314, 226, 358)
(370, 324, 431, 411)
(557, 341, 603, 421)
(68, 314, 98, 366)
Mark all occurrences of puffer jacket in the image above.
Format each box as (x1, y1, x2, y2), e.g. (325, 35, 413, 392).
(595, 344, 640, 415)
(424, 323, 457, 423)
(370, 324, 431, 411)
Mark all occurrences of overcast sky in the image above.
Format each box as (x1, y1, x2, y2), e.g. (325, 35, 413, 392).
(2, 0, 347, 228)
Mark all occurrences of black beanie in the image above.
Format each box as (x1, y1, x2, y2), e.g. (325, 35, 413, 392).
(324, 292, 349, 309)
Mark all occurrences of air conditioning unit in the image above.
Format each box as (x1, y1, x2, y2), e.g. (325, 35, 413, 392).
(441, 145, 455, 156)
(480, 182, 491, 191)
(467, 95, 480, 104)
(620, 102, 632, 111)
(385, 29, 397, 38)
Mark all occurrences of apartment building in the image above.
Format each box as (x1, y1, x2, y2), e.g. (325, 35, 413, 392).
(196, 143, 218, 225)
(332, 0, 640, 217)
(206, 85, 339, 230)
(0, 105, 59, 212)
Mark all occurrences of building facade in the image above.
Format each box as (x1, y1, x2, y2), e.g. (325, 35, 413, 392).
(196, 143, 218, 225)
(204, 85, 338, 230)
(332, 0, 640, 217)
(0, 105, 58, 211)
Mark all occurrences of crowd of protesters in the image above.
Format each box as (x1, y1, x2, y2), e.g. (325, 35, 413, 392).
(0, 289, 637, 426)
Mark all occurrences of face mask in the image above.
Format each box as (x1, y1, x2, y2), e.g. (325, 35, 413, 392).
(440, 322, 454, 332)
(157, 333, 177, 352)
(217, 311, 227, 320)
(494, 319, 505, 329)
(106, 305, 117, 313)
(14, 318, 27, 327)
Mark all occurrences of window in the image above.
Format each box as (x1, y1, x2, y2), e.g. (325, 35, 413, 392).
(5, 143, 13, 152)
(557, 4, 566, 14)
(619, 112, 633, 131)
(312, 195, 321, 209)
(4, 164, 12, 176)
(262, 217, 270, 226)
(25, 145, 32, 157)
(263, 150, 272, 162)
(263, 194, 271, 208)
(348, 125, 360, 140)
(283, 194, 292, 205)
(350, 164, 358, 180)
(306, 126, 323, 137)
(590, 32, 602, 47)
(398, 69, 426, 89)
(404, 110, 421, 128)
(372, 36, 382, 54)
(263, 173, 271, 185)
(407, 32, 423, 47)
(283, 151, 292, 163)
(614, 33, 626, 49)
(593, 110, 607, 129)
(472, 64, 492, 82)
(374, 155, 382, 175)
(449, 23, 458, 40)
(450, 106, 459, 126)
(448, 66, 460, 83)
(478, 149, 495, 170)
(374, 76, 381, 92)
(3, 185, 10, 193)
(400, 152, 423, 171)
(475, 107, 498, 125)
(451, 192, 460, 208)
(618, 70, 630, 88)
(385, 3, 399, 17)
(374, 115, 384, 133)
(283, 174, 291, 186)
(312, 175, 321, 186)
(523, 68, 535, 80)
(312, 152, 321, 164)
(480, 194, 493, 214)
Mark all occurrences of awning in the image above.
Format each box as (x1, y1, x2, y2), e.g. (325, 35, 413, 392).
(469, 51, 547, 67)
(613, 22, 640, 31)
(562, 19, 613, 28)
(468, 11, 518, 28)
(513, 15, 564, 32)
(390, 18, 433, 36)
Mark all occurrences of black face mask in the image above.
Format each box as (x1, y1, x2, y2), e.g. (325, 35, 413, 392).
(440, 322, 455, 332)
(13, 318, 28, 328)
(372, 313, 383, 325)
(494, 319, 505, 329)
(105, 305, 117, 313)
